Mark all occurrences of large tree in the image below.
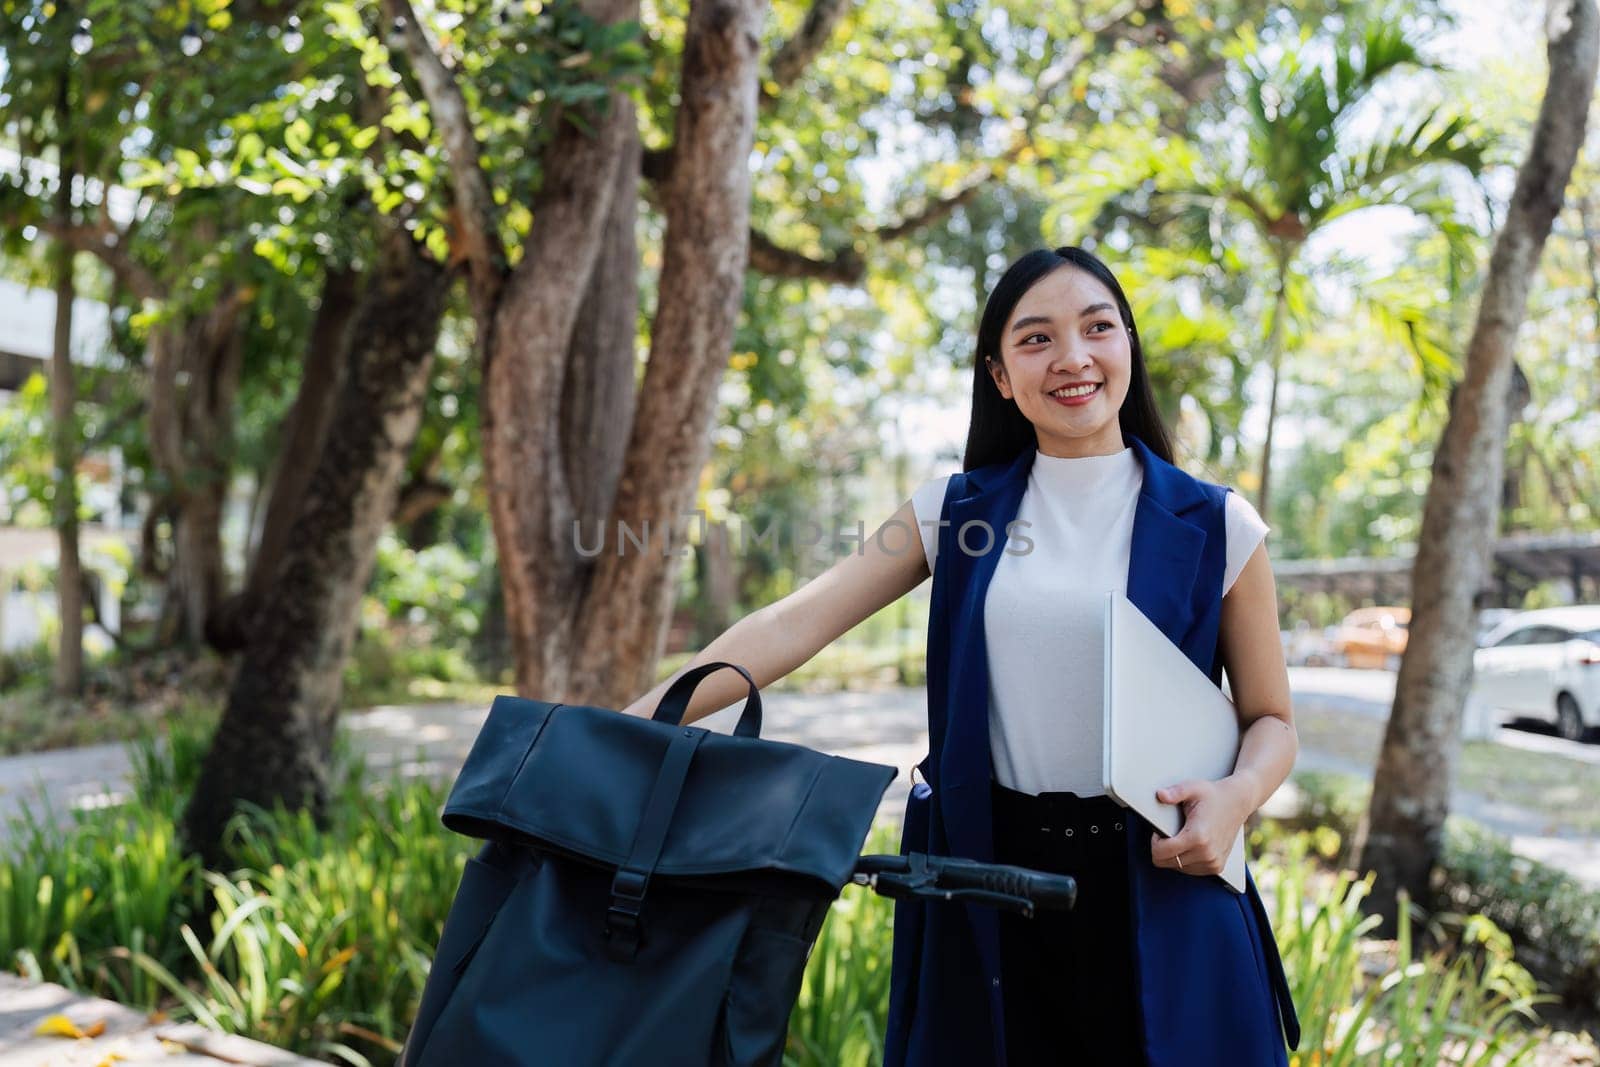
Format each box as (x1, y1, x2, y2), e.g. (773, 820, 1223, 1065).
(1356, 0, 1599, 931)
(380, 0, 791, 707)
(172, 8, 469, 858)
(0, 1, 299, 648)
(182, 217, 446, 863)
(383, 0, 1297, 709)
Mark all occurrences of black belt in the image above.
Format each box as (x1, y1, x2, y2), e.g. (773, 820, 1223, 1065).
(990, 779, 1129, 839)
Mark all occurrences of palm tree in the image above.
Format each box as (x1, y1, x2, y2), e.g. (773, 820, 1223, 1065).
(1173, 20, 1487, 522)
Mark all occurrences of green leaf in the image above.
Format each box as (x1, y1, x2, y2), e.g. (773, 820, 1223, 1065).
(172, 147, 203, 177)
(284, 118, 313, 157)
(235, 132, 266, 168)
(325, 1, 364, 36)
(424, 224, 450, 262)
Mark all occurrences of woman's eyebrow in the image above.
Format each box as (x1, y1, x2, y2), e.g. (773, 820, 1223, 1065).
(1009, 303, 1115, 333)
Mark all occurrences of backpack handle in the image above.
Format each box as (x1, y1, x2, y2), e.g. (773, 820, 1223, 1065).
(650, 660, 763, 738)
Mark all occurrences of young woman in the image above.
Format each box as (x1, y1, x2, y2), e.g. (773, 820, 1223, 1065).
(622, 245, 1301, 1066)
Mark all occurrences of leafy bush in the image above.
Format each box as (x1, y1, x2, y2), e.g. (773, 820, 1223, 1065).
(1261, 769, 1600, 1021)
(336, 532, 502, 708)
(0, 636, 53, 693)
(1263, 833, 1551, 1065)
(1438, 820, 1600, 1020)
(368, 534, 486, 648)
(1, 717, 472, 1065)
(342, 618, 487, 707)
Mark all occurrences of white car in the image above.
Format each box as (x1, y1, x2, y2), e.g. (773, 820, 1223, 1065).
(1472, 605, 1600, 742)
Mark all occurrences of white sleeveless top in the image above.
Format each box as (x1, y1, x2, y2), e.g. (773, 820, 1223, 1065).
(909, 446, 1269, 797)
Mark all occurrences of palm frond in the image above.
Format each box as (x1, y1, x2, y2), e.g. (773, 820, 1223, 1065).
(1357, 277, 1462, 429)
(1333, 21, 1428, 109)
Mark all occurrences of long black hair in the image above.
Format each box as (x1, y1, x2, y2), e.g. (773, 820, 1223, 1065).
(961, 246, 1175, 472)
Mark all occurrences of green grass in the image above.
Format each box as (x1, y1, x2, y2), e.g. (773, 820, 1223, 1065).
(1292, 706, 1600, 835)
(0, 682, 221, 757)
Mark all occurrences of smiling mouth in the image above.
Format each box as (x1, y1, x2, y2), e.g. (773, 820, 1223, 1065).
(1048, 383, 1102, 401)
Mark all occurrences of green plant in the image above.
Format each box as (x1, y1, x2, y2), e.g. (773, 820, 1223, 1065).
(1438, 820, 1600, 1018)
(120, 870, 387, 1065)
(1261, 833, 1554, 1065)
(1371, 908, 1548, 1065)
(127, 709, 220, 818)
(0, 800, 200, 1004)
(0, 636, 53, 693)
(784, 823, 899, 1067)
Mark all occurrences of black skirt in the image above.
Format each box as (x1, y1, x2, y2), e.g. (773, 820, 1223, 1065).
(989, 779, 1148, 1067)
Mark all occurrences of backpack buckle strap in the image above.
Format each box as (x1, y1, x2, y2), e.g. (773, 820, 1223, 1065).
(604, 868, 649, 961)
(602, 726, 709, 963)
(603, 901, 644, 961)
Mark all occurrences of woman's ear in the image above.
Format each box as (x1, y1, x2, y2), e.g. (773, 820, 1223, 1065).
(986, 355, 1012, 400)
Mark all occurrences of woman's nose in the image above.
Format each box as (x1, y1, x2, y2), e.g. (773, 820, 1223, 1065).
(1049, 345, 1093, 373)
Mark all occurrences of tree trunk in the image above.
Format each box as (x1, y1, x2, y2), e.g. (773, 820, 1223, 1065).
(50, 160, 83, 697)
(1355, 0, 1599, 933)
(1580, 193, 1600, 397)
(181, 224, 446, 864)
(208, 265, 360, 651)
(443, 0, 765, 706)
(565, 0, 769, 707)
(563, 122, 641, 542)
(697, 517, 736, 643)
(1254, 256, 1290, 525)
(479, 0, 641, 701)
(149, 286, 247, 648)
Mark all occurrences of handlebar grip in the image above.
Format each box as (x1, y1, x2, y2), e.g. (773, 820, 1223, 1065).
(933, 855, 1078, 911)
(853, 853, 1078, 914)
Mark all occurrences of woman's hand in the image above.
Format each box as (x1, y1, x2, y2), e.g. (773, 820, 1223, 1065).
(1148, 774, 1256, 877)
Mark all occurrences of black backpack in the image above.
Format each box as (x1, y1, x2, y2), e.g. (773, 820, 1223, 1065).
(400, 663, 897, 1066)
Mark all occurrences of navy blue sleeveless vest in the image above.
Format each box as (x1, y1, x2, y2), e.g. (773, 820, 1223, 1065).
(883, 432, 1300, 1067)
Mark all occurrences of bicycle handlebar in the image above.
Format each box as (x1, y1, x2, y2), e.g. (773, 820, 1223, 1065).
(850, 853, 1077, 918)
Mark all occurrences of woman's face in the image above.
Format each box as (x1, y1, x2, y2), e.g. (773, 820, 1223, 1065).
(987, 265, 1133, 458)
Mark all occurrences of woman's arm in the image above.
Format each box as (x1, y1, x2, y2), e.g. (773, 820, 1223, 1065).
(1149, 539, 1299, 876)
(617, 497, 932, 726)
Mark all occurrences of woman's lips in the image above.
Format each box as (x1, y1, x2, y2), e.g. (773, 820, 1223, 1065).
(1048, 383, 1101, 407)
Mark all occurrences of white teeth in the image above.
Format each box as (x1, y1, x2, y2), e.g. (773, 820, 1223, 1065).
(1050, 383, 1099, 398)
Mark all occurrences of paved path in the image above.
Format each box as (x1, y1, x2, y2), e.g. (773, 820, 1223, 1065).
(1, 671, 1596, 886)
(0, 974, 320, 1065)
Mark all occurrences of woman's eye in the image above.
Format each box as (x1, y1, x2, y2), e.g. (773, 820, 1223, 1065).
(1089, 321, 1115, 333)
(1023, 333, 1049, 345)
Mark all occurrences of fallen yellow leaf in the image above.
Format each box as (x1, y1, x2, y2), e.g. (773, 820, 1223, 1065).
(33, 1013, 98, 1038)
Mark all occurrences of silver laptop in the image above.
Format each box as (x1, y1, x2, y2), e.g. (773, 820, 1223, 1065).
(1101, 590, 1247, 893)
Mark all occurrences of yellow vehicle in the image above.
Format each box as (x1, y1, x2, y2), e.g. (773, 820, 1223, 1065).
(1331, 606, 1410, 670)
